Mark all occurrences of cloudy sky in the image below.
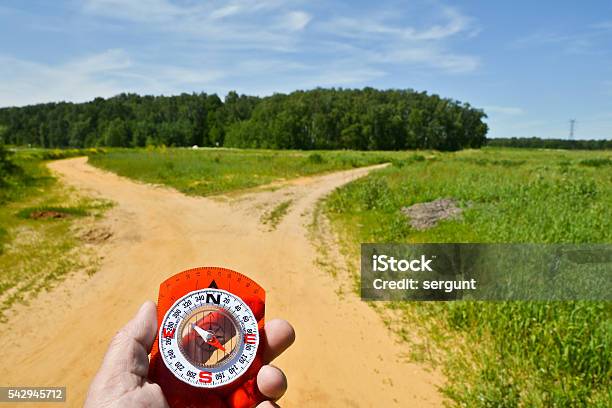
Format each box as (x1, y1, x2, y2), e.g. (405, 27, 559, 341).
(1, 0, 611, 139)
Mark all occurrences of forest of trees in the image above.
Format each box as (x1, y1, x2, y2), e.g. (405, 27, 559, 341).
(0, 88, 488, 151)
(486, 137, 611, 150)
(224, 89, 488, 150)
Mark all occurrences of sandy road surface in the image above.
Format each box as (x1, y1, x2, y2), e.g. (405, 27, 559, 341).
(2, 157, 442, 407)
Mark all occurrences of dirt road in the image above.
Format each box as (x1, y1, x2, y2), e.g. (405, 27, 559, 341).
(2, 157, 443, 407)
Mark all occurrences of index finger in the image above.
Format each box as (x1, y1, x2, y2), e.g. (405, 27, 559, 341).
(261, 319, 295, 364)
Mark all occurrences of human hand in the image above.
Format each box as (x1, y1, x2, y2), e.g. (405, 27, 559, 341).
(84, 301, 295, 408)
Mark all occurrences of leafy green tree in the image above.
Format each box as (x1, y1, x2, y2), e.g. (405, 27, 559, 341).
(104, 118, 130, 147)
(68, 117, 92, 147)
(0, 142, 19, 186)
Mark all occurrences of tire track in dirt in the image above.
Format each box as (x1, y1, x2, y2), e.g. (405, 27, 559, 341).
(1, 157, 443, 407)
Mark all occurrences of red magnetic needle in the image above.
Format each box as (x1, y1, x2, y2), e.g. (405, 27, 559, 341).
(149, 267, 266, 408)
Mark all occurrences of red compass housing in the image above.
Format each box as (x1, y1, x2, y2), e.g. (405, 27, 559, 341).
(149, 267, 266, 408)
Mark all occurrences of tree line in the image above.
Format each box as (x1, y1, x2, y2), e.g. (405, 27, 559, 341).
(0, 143, 17, 189)
(0, 88, 488, 151)
(486, 137, 611, 150)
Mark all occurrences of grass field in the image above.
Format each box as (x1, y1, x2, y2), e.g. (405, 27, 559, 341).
(0, 149, 110, 321)
(2, 146, 610, 406)
(325, 147, 612, 407)
(88, 148, 401, 196)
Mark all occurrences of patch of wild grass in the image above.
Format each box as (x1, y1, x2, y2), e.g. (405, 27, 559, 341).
(261, 200, 293, 230)
(325, 147, 612, 407)
(0, 149, 110, 321)
(88, 147, 410, 196)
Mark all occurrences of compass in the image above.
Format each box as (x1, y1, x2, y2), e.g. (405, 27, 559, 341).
(149, 267, 266, 408)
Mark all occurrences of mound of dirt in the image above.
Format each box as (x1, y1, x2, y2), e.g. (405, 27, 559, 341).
(401, 198, 463, 230)
(29, 210, 70, 219)
(81, 228, 113, 244)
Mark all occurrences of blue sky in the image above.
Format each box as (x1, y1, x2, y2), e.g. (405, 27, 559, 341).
(1, 0, 611, 139)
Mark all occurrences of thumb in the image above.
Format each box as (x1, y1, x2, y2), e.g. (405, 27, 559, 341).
(119, 300, 158, 352)
(85, 302, 160, 407)
(101, 301, 158, 377)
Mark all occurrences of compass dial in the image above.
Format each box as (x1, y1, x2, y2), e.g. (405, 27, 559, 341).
(159, 288, 260, 388)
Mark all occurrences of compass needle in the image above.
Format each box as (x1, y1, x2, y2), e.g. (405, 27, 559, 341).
(191, 323, 213, 342)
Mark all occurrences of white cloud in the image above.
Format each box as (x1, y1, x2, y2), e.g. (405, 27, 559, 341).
(81, 0, 305, 52)
(0, 50, 129, 107)
(282, 11, 312, 31)
(320, 5, 479, 74)
(83, 0, 186, 23)
(299, 66, 385, 88)
(324, 5, 472, 41)
(70, 49, 133, 72)
(210, 5, 243, 20)
(380, 47, 479, 73)
(0, 50, 226, 107)
(483, 105, 525, 115)
(407, 7, 472, 40)
(80, 0, 478, 70)
(513, 21, 612, 55)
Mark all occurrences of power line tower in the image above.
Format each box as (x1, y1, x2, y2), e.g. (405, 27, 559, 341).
(569, 119, 576, 140)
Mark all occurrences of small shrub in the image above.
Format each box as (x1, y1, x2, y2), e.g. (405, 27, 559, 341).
(392, 154, 425, 168)
(307, 153, 325, 164)
(0, 226, 6, 254)
(579, 158, 612, 167)
(359, 177, 394, 210)
(0, 143, 20, 185)
(491, 159, 526, 167)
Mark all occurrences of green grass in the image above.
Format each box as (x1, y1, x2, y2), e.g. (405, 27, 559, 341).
(0, 149, 110, 322)
(261, 200, 293, 230)
(88, 147, 403, 196)
(325, 147, 612, 407)
(16, 205, 90, 219)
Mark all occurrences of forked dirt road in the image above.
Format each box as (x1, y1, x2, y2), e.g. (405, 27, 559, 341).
(2, 157, 443, 407)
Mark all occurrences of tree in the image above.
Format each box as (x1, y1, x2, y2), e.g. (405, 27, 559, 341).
(104, 119, 130, 147)
(0, 142, 19, 186)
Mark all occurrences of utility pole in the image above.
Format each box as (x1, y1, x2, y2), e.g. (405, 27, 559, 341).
(569, 119, 576, 140)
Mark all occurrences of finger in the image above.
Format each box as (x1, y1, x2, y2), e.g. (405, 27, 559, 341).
(257, 365, 287, 401)
(100, 301, 158, 377)
(262, 319, 295, 364)
(256, 401, 280, 408)
(120, 300, 158, 352)
(135, 382, 169, 408)
(85, 301, 160, 404)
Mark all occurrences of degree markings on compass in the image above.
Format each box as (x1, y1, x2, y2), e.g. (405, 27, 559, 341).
(160, 289, 259, 388)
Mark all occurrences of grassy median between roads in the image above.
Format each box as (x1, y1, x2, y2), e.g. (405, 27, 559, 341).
(0, 148, 110, 321)
(325, 147, 611, 407)
(88, 147, 404, 196)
